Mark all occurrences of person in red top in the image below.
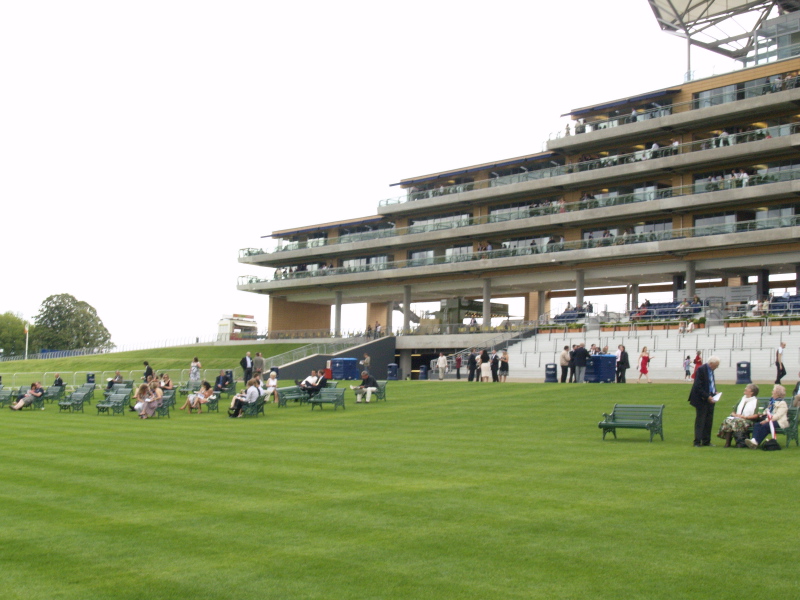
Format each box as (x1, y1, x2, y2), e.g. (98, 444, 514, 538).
(692, 351, 702, 380)
(637, 347, 652, 383)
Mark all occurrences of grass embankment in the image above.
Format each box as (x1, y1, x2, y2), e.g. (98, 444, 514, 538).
(0, 381, 796, 599)
(0, 343, 303, 384)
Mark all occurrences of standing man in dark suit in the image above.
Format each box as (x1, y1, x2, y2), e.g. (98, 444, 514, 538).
(142, 361, 153, 382)
(240, 352, 253, 384)
(490, 351, 500, 382)
(616, 345, 630, 383)
(568, 345, 577, 383)
(573, 343, 590, 383)
(688, 356, 720, 447)
(467, 349, 477, 382)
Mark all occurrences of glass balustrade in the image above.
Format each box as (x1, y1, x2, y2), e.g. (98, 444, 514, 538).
(238, 214, 799, 287)
(240, 159, 800, 261)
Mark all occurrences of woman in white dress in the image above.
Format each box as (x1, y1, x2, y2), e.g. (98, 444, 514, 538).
(189, 357, 201, 382)
(264, 371, 279, 403)
(479, 350, 492, 382)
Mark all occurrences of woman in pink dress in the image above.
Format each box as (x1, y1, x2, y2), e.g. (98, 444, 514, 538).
(637, 347, 652, 383)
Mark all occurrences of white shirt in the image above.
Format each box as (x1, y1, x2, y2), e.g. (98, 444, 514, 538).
(437, 356, 448, 369)
(302, 375, 318, 386)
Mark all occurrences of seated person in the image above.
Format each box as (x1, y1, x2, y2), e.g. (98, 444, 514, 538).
(139, 381, 163, 420)
(131, 383, 151, 414)
(106, 370, 123, 390)
(306, 369, 327, 397)
(351, 371, 378, 403)
(717, 383, 760, 447)
(10, 382, 43, 410)
(160, 374, 174, 390)
(229, 378, 259, 418)
(214, 370, 231, 392)
(676, 300, 690, 314)
(745, 385, 790, 448)
(263, 371, 279, 403)
(52, 373, 64, 387)
(297, 370, 318, 391)
(181, 381, 213, 413)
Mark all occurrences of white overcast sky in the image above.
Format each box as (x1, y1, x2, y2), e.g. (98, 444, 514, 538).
(1, 1, 740, 347)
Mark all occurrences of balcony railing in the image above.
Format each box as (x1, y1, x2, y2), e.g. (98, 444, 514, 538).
(240, 160, 800, 262)
(548, 74, 800, 141)
(238, 214, 800, 287)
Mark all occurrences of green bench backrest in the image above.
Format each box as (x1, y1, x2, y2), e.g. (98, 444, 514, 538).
(610, 404, 664, 420)
(319, 388, 344, 401)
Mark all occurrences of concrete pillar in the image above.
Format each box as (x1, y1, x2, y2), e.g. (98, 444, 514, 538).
(575, 270, 585, 307)
(631, 284, 639, 310)
(399, 349, 412, 381)
(385, 302, 393, 335)
(672, 274, 685, 301)
(334, 291, 342, 337)
(482, 279, 491, 329)
(537, 290, 546, 321)
(686, 261, 696, 298)
(757, 269, 770, 299)
(403, 285, 411, 334)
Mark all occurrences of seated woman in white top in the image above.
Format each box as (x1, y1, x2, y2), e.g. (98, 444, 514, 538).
(717, 383, 760, 447)
(264, 371, 279, 403)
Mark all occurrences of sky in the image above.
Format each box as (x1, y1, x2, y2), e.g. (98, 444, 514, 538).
(1, 1, 745, 348)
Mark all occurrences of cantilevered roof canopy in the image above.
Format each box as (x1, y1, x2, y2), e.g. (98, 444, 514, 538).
(563, 88, 681, 117)
(392, 151, 556, 187)
(647, 0, 797, 60)
(269, 215, 385, 238)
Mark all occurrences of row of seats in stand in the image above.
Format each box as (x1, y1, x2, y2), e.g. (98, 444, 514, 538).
(629, 301, 703, 321)
(553, 309, 586, 323)
(767, 296, 800, 316)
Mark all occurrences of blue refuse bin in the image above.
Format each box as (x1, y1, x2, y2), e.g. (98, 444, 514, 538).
(387, 363, 399, 381)
(544, 363, 558, 383)
(419, 365, 428, 380)
(86, 373, 96, 384)
(736, 362, 751, 385)
(267, 367, 279, 378)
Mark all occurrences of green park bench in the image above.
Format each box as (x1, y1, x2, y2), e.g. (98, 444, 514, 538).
(309, 388, 345, 411)
(598, 404, 664, 442)
(277, 386, 310, 407)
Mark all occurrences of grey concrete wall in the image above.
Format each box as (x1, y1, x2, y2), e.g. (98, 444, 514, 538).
(271, 336, 396, 382)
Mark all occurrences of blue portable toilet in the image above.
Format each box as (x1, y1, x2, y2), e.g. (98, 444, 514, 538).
(586, 355, 616, 383)
(331, 358, 360, 380)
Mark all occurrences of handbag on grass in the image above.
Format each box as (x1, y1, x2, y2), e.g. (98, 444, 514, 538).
(762, 439, 781, 451)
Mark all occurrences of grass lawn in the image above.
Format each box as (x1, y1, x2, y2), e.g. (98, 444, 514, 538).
(0, 381, 796, 599)
(0, 343, 303, 385)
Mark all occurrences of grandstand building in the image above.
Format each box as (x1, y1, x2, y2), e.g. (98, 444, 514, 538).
(239, 8, 800, 379)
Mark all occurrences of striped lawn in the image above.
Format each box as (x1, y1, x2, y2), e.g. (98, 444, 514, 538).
(0, 381, 796, 599)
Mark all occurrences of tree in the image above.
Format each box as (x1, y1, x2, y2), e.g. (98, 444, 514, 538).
(0, 311, 29, 357)
(32, 294, 113, 351)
